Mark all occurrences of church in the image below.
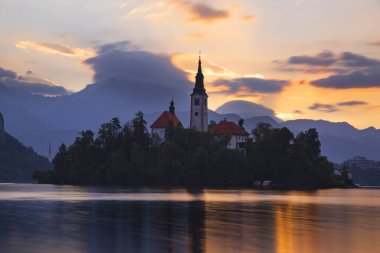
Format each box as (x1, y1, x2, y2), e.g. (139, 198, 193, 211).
(150, 56, 248, 149)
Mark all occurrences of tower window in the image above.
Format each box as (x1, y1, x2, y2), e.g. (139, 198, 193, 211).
(194, 98, 200, 105)
(195, 112, 199, 116)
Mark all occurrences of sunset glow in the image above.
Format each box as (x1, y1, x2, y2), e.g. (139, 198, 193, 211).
(1, 0, 380, 128)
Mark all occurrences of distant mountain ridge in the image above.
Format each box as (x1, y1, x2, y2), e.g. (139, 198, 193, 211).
(0, 82, 379, 162)
(216, 100, 282, 122)
(0, 112, 50, 182)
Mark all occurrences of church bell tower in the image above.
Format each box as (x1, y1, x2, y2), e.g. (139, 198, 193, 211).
(190, 55, 208, 132)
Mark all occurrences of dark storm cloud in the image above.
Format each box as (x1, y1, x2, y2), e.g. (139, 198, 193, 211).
(211, 77, 289, 94)
(83, 42, 192, 111)
(0, 66, 70, 96)
(308, 103, 338, 113)
(337, 101, 368, 107)
(311, 70, 380, 89)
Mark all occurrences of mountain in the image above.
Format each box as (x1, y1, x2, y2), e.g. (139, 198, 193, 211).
(245, 116, 281, 130)
(0, 112, 50, 182)
(1, 81, 380, 163)
(216, 100, 281, 121)
(281, 119, 380, 162)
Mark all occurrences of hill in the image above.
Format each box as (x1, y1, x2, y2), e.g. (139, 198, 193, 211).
(0, 112, 50, 182)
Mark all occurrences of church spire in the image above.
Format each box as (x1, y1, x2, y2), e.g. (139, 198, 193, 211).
(190, 54, 208, 132)
(169, 98, 175, 115)
(192, 53, 206, 95)
(197, 54, 203, 75)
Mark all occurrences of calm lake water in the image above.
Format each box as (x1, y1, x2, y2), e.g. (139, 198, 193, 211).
(0, 184, 380, 253)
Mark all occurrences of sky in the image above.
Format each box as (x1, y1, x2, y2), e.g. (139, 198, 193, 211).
(1, 0, 380, 129)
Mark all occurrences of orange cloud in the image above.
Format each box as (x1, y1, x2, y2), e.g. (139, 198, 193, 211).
(242, 14, 255, 23)
(16, 40, 96, 59)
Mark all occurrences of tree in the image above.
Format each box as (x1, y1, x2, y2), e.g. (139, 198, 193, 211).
(52, 143, 68, 184)
(208, 120, 216, 129)
(33, 112, 340, 189)
(131, 111, 150, 148)
(238, 119, 244, 128)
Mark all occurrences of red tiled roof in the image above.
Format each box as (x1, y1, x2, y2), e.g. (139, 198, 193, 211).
(150, 111, 183, 129)
(210, 121, 249, 136)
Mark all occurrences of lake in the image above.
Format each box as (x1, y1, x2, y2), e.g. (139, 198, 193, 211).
(0, 184, 379, 253)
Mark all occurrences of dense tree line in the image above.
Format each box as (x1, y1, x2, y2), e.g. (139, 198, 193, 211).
(350, 164, 380, 186)
(34, 112, 347, 188)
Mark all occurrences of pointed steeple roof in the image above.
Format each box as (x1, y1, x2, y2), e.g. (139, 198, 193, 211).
(192, 54, 207, 96)
(169, 98, 175, 115)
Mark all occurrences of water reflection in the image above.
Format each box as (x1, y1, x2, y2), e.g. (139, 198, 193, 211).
(0, 184, 380, 253)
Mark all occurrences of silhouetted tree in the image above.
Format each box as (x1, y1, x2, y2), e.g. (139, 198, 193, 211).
(33, 114, 341, 189)
(238, 119, 244, 128)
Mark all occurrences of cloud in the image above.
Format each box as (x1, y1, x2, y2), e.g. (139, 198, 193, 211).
(337, 101, 368, 107)
(127, 0, 231, 23)
(293, 110, 303, 114)
(280, 51, 380, 74)
(242, 14, 255, 22)
(311, 70, 380, 89)
(0, 67, 17, 79)
(308, 100, 368, 113)
(16, 40, 96, 59)
(370, 40, 380, 46)
(184, 2, 229, 23)
(211, 77, 289, 95)
(83, 41, 192, 111)
(0, 66, 70, 96)
(288, 51, 336, 67)
(127, 1, 172, 21)
(96, 40, 130, 54)
(280, 50, 380, 89)
(308, 103, 338, 112)
(340, 52, 380, 67)
(4, 78, 70, 96)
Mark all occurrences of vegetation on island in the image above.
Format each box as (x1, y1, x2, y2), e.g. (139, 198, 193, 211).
(33, 112, 351, 188)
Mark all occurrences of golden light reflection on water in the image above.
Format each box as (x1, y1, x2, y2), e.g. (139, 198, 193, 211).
(1, 184, 380, 253)
(276, 204, 294, 253)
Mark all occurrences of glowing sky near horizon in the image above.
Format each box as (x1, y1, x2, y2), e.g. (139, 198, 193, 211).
(1, 0, 380, 129)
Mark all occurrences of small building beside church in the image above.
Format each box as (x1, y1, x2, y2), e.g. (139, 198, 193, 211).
(150, 100, 182, 142)
(210, 121, 249, 150)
